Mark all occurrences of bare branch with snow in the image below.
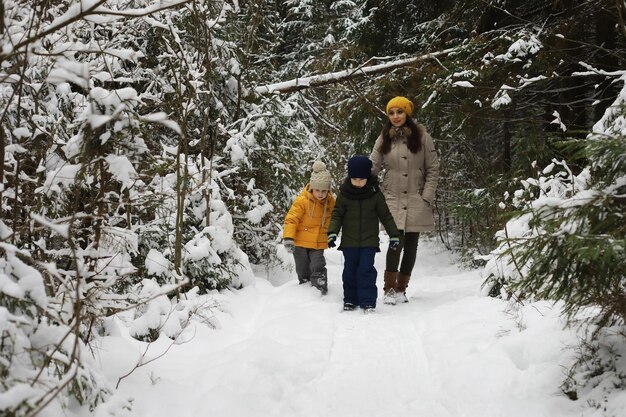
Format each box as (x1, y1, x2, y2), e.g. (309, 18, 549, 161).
(254, 48, 459, 95)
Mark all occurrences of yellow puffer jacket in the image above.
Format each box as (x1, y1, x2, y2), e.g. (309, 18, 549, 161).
(283, 184, 336, 250)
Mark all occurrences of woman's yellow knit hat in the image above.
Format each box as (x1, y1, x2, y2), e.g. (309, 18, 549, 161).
(386, 96, 414, 116)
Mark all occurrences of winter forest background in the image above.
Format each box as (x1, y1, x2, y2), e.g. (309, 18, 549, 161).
(1, 0, 625, 416)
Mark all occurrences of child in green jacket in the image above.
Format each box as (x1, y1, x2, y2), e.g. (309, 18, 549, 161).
(327, 156, 400, 313)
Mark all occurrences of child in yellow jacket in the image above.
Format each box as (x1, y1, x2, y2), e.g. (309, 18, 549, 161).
(283, 161, 336, 294)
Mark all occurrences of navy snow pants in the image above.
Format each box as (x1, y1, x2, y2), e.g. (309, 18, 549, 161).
(341, 247, 378, 308)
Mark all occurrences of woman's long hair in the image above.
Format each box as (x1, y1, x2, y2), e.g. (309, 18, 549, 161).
(380, 118, 423, 154)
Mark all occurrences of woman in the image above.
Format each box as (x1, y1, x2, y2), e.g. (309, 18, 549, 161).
(369, 96, 440, 304)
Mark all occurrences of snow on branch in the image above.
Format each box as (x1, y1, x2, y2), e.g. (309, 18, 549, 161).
(0, 0, 195, 60)
(93, 0, 196, 17)
(254, 48, 459, 95)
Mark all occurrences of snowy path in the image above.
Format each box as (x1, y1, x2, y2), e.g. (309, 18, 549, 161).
(98, 240, 581, 417)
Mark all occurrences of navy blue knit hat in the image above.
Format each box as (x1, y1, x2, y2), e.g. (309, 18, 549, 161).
(347, 156, 372, 179)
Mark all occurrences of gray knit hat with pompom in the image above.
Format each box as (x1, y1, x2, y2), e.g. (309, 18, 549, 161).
(309, 161, 332, 191)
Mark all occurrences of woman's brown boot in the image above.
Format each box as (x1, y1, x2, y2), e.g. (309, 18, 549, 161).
(383, 271, 398, 305)
(396, 273, 411, 303)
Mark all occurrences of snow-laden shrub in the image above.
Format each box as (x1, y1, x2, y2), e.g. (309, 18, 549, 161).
(481, 79, 625, 408)
(0, 231, 124, 416)
(482, 72, 626, 328)
(134, 152, 254, 294)
(216, 96, 320, 265)
(1, 1, 260, 415)
(482, 152, 624, 325)
(481, 159, 593, 301)
(561, 326, 626, 415)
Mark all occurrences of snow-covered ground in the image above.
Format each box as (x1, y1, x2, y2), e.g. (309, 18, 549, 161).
(96, 238, 594, 417)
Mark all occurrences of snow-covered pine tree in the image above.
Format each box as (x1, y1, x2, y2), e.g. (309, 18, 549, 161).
(483, 75, 626, 329)
(0, 0, 265, 414)
(213, 1, 345, 264)
(482, 73, 625, 408)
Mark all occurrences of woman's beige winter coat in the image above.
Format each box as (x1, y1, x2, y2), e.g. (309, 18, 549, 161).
(369, 123, 440, 232)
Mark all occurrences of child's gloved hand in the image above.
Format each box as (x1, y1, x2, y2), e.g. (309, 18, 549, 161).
(283, 239, 295, 253)
(327, 233, 337, 248)
(389, 237, 400, 251)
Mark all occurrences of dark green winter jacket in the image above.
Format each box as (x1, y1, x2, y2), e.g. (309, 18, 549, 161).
(328, 176, 399, 249)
